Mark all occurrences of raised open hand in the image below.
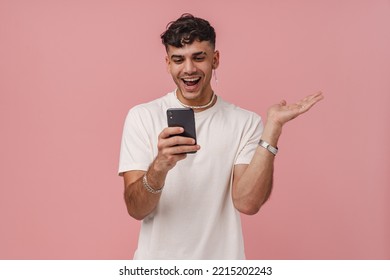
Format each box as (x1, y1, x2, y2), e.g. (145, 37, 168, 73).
(267, 91, 324, 127)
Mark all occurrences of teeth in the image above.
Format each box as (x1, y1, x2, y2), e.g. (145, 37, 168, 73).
(183, 77, 200, 82)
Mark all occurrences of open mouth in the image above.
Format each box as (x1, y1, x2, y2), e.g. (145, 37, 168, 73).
(182, 77, 201, 87)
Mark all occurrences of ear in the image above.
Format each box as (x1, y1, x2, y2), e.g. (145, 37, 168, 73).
(165, 56, 171, 74)
(212, 50, 220, 69)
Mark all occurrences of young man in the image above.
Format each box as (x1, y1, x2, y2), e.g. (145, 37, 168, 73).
(119, 14, 323, 259)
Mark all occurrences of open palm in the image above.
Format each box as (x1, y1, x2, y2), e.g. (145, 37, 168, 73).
(267, 92, 324, 126)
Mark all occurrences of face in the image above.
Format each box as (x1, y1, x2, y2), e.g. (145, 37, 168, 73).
(166, 40, 219, 106)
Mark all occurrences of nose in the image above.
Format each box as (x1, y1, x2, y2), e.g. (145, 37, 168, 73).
(183, 59, 197, 75)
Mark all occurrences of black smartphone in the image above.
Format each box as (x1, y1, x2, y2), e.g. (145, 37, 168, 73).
(167, 108, 197, 153)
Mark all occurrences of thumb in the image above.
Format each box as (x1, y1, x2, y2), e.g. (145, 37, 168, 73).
(279, 100, 287, 106)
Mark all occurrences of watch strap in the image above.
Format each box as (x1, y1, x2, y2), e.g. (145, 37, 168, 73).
(258, 139, 278, 156)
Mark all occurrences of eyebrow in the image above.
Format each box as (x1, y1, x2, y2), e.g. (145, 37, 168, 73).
(170, 51, 207, 59)
(192, 51, 207, 56)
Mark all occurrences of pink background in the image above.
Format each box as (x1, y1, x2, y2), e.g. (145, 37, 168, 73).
(0, 0, 389, 259)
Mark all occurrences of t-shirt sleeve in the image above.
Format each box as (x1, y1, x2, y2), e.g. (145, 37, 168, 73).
(234, 113, 263, 165)
(118, 106, 154, 176)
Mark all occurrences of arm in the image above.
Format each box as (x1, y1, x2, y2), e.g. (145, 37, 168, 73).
(123, 126, 200, 220)
(232, 92, 324, 215)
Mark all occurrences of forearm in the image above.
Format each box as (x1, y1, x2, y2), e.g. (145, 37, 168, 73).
(233, 121, 282, 214)
(233, 91, 324, 214)
(124, 127, 199, 220)
(124, 161, 167, 220)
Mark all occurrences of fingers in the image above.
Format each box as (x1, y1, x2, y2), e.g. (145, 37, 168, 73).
(158, 127, 200, 155)
(159, 127, 185, 139)
(279, 91, 324, 109)
(161, 135, 199, 154)
(154, 127, 200, 172)
(165, 143, 200, 155)
(267, 91, 324, 127)
(296, 91, 324, 112)
(306, 91, 324, 103)
(299, 92, 323, 104)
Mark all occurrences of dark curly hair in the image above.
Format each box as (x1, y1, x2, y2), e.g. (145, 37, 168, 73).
(161, 14, 216, 50)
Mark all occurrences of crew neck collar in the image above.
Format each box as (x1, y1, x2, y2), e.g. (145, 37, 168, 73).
(169, 90, 221, 116)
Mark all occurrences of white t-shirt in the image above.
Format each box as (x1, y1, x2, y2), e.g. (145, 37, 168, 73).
(119, 91, 263, 259)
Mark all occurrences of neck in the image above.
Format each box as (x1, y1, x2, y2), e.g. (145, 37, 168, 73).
(175, 89, 216, 112)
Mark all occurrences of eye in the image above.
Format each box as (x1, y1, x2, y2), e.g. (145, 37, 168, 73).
(173, 58, 183, 64)
(171, 56, 184, 64)
(194, 56, 205, 62)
